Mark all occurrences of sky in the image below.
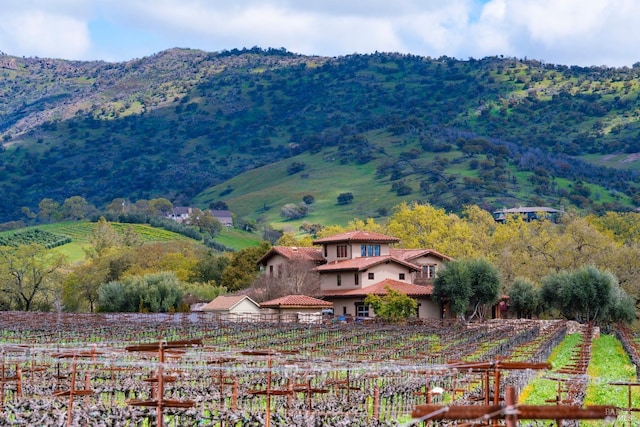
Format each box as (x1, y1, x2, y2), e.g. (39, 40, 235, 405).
(0, 0, 639, 67)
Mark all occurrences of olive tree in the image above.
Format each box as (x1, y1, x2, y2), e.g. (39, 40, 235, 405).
(97, 271, 184, 313)
(541, 265, 634, 324)
(433, 258, 501, 321)
(507, 277, 540, 319)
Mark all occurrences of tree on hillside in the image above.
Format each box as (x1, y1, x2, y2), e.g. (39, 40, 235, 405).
(88, 217, 125, 258)
(209, 200, 229, 210)
(189, 251, 230, 284)
(280, 203, 308, 220)
(433, 258, 501, 321)
(0, 243, 68, 311)
(221, 242, 271, 292)
(365, 287, 417, 322)
(276, 232, 314, 247)
(149, 198, 174, 216)
(104, 198, 128, 215)
(186, 208, 222, 236)
(337, 192, 354, 205)
(60, 196, 97, 220)
(37, 198, 60, 223)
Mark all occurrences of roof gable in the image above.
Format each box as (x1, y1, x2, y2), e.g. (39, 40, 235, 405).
(313, 231, 400, 245)
(256, 246, 324, 265)
(200, 295, 259, 311)
(390, 248, 453, 262)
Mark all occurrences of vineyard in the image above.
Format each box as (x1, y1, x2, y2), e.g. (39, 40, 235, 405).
(0, 229, 71, 249)
(0, 313, 637, 426)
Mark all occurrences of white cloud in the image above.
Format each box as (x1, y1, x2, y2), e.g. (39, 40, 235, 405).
(468, 0, 640, 66)
(0, 8, 91, 59)
(0, 0, 638, 66)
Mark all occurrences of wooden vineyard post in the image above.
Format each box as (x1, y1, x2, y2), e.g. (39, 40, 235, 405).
(126, 338, 202, 427)
(327, 369, 360, 404)
(446, 360, 551, 407)
(291, 378, 328, 415)
(505, 386, 517, 427)
(0, 352, 22, 412)
(608, 381, 640, 427)
(207, 356, 237, 414)
(373, 386, 380, 420)
(243, 350, 295, 427)
(412, 385, 618, 424)
(51, 354, 95, 427)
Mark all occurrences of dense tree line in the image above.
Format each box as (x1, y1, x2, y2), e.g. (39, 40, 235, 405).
(3, 201, 640, 324)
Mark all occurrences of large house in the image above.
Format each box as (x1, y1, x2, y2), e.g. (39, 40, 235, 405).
(257, 231, 452, 319)
(492, 206, 563, 223)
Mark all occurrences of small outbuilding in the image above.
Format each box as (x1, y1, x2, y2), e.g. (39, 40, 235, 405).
(200, 295, 262, 321)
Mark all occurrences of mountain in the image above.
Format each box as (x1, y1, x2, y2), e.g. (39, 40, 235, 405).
(1, 47, 640, 224)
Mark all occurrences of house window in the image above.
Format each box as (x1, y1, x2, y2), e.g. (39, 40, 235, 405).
(360, 244, 381, 257)
(269, 265, 274, 276)
(428, 265, 436, 278)
(354, 273, 359, 286)
(324, 245, 327, 258)
(336, 244, 348, 258)
(337, 273, 342, 286)
(422, 265, 437, 278)
(355, 303, 369, 318)
(368, 272, 374, 280)
(399, 273, 405, 280)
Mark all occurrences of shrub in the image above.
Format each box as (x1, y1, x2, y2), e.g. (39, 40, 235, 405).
(280, 203, 308, 220)
(337, 192, 354, 205)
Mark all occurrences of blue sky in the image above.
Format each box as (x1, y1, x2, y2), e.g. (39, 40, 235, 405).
(0, 0, 638, 67)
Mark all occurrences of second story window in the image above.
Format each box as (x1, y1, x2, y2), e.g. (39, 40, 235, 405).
(361, 244, 381, 256)
(337, 244, 348, 258)
(399, 273, 405, 280)
(337, 273, 342, 286)
(368, 272, 374, 280)
(423, 265, 437, 278)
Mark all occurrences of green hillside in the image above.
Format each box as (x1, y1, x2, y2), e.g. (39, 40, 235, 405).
(0, 221, 261, 263)
(1, 48, 640, 225)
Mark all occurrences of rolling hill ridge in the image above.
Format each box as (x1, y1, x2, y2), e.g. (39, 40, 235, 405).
(1, 47, 640, 225)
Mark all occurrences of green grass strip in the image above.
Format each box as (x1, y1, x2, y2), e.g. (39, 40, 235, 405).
(584, 334, 639, 426)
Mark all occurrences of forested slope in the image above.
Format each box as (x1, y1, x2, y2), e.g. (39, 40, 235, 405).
(1, 47, 640, 223)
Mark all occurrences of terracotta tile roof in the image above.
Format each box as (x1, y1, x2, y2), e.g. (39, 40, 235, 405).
(256, 246, 324, 265)
(200, 295, 258, 311)
(321, 279, 433, 297)
(260, 294, 332, 309)
(314, 256, 420, 272)
(390, 248, 453, 262)
(313, 230, 400, 245)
